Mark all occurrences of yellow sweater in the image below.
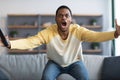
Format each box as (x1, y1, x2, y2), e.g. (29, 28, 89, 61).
(10, 24, 115, 67)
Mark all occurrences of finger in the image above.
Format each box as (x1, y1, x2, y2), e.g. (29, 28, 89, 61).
(5, 36, 9, 39)
(0, 40, 4, 46)
(115, 19, 120, 30)
(115, 19, 118, 27)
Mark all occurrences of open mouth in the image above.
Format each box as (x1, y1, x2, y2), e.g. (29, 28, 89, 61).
(62, 22, 67, 26)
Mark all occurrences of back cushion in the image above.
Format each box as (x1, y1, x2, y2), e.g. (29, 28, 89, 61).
(83, 55, 105, 80)
(101, 56, 120, 80)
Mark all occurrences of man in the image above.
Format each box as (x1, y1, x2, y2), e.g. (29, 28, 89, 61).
(0, 5, 120, 80)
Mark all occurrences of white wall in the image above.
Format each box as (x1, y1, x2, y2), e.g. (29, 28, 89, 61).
(0, 0, 113, 55)
(0, 0, 108, 15)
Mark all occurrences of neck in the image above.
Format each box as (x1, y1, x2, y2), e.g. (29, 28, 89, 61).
(58, 29, 69, 40)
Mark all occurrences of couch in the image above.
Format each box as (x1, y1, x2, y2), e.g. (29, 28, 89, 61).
(0, 53, 120, 80)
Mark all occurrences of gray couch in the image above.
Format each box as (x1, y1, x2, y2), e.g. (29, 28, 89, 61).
(0, 54, 119, 80)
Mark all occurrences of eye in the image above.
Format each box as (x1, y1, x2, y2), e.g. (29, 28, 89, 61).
(57, 14, 63, 18)
(57, 14, 71, 18)
(65, 14, 70, 18)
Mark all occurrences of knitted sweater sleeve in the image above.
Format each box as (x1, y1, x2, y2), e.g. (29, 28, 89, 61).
(78, 27, 115, 42)
(10, 29, 50, 50)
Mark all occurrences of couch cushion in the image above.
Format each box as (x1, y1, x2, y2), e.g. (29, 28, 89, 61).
(0, 54, 48, 80)
(101, 56, 120, 80)
(0, 68, 10, 80)
(83, 55, 105, 80)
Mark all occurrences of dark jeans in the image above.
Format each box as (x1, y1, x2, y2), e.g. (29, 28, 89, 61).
(41, 60, 89, 80)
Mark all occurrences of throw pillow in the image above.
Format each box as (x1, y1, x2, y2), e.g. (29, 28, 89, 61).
(101, 56, 120, 80)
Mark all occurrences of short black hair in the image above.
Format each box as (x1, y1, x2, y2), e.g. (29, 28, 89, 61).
(55, 5, 72, 16)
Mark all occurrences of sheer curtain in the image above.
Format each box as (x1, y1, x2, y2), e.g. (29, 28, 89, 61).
(115, 0, 120, 56)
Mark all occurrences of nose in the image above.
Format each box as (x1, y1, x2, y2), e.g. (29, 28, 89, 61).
(62, 15, 66, 20)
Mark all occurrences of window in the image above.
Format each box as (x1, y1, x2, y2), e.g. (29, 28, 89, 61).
(114, 0, 120, 56)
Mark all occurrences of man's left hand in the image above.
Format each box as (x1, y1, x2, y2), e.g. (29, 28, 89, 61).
(114, 19, 120, 38)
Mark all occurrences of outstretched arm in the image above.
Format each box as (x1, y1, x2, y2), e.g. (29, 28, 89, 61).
(114, 19, 120, 38)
